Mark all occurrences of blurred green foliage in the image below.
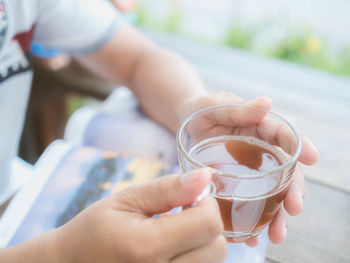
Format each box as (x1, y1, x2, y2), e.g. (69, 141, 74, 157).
(136, 4, 181, 33)
(266, 31, 350, 76)
(223, 26, 350, 77)
(136, 5, 350, 77)
(224, 25, 253, 50)
(67, 96, 101, 117)
(67, 96, 85, 116)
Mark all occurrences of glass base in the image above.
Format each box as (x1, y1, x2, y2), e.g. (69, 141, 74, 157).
(223, 227, 264, 243)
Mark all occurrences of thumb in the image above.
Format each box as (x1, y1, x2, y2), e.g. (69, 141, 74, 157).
(113, 169, 211, 215)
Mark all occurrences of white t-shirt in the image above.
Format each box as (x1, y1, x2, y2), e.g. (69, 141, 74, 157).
(0, 0, 120, 193)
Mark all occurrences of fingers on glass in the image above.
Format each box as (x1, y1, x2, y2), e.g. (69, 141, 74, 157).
(245, 236, 259, 247)
(298, 134, 319, 165)
(257, 118, 318, 165)
(284, 164, 304, 216)
(256, 117, 298, 156)
(208, 105, 268, 128)
(246, 96, 273, 110)
(268, 208, 288, 244)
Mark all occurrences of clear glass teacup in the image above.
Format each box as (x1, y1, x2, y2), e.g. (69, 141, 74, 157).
(176, 104, 301, 242)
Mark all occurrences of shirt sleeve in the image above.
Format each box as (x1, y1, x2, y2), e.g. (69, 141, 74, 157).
(34, 0, 122, 56)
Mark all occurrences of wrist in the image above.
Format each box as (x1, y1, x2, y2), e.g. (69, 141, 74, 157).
(39, 229, 70, 263)
(53, 226, 76, 263)
(0, 229, 66, 263)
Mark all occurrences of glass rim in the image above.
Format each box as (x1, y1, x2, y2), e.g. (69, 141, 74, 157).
(176, 104, 302, 180)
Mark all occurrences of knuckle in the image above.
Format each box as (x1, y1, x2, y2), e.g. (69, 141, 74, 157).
(206, 236, 229, 263)
(126, 232, 163, 263)
(209, 196, 221, 213)
(154, 178, 171, 206)
(114, 185, 136, 204)
(207, 197, 224, 231)
(203, 208, 223, 238)
(134, 248, 159, 263)
(147, 228, 164, 254)
(215, 235, 229, 259)
(114, 185, 148, 213)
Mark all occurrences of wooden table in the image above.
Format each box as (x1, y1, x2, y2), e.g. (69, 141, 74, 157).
(146, 30, 350, 263)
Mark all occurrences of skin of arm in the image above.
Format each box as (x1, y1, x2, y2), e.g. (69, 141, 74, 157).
(0, 229, 65, 263)
(76, 22, 209, 133)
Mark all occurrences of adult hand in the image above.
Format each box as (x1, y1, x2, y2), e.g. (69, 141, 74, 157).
(56, 169, 228, 263)
(179, 92, 319, 246)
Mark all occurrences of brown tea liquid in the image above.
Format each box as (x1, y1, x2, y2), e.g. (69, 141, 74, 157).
(189, 135, 288, 242)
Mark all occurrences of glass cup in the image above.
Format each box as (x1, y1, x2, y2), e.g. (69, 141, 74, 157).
(176, 104, 301, 243)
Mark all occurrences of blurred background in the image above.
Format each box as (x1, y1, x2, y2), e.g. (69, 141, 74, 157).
(136, 0, 350, 77)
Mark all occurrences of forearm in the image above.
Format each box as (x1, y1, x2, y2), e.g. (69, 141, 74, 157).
(76, 24, 208, 133)
(0, 230, 64, 263)
(130, 47, 208, 132)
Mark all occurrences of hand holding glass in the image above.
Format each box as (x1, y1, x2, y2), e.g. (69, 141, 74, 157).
(176, 104, 301, 243)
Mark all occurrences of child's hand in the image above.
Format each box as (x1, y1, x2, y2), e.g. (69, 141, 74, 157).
(56, 169, 228, 263)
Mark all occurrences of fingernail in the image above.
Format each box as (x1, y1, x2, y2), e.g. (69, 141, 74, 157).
(180, 168, 211, 185)
(298, 191, 304, 207)
(305, 137, 319, 155)
(298, 190, 303, 200)
(261, 96, 273, 106)
(249, 96, 273, 108)
(283, 224, 288, 239)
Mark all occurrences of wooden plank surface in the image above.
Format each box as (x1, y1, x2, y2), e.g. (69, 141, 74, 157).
(266, 178, 350, 263)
